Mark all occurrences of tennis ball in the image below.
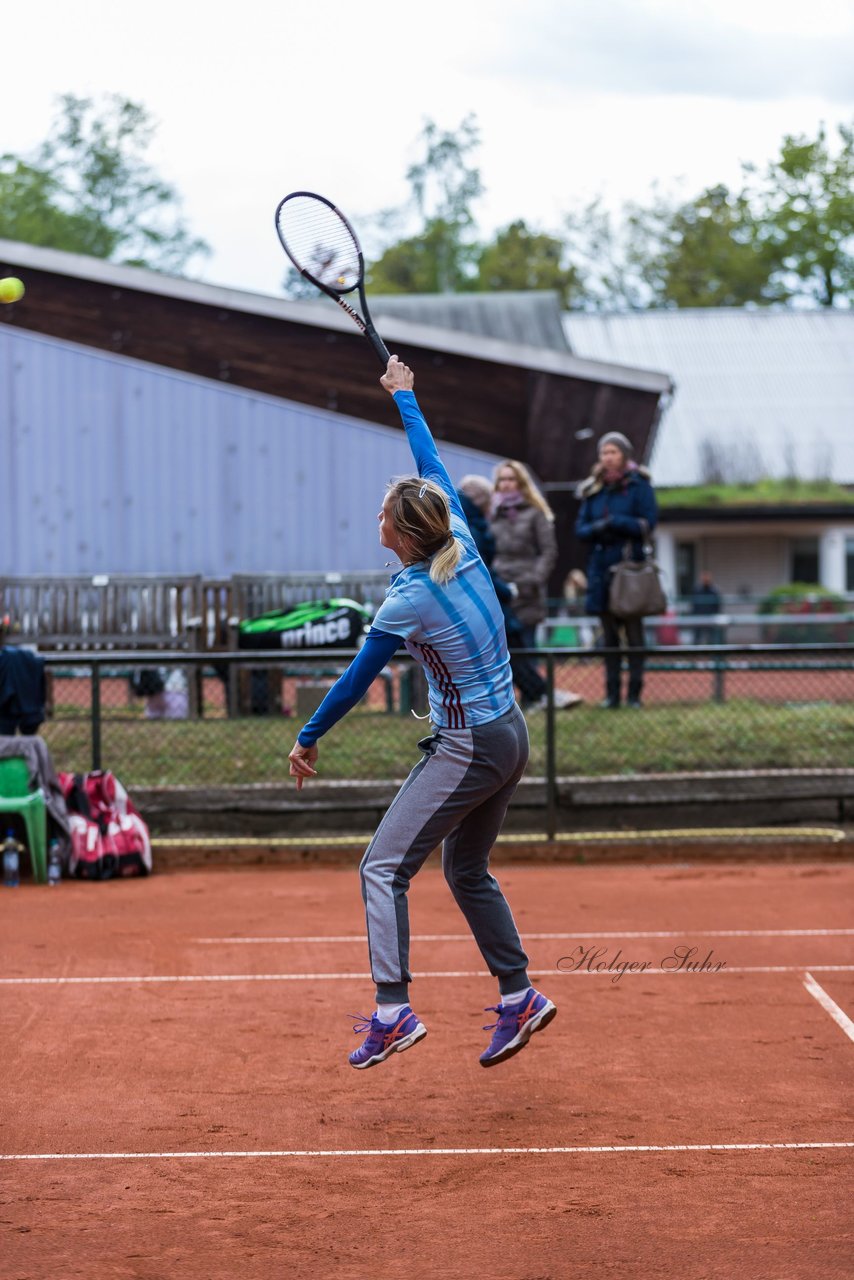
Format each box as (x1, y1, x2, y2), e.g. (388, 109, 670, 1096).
(0, 277, 24, 304)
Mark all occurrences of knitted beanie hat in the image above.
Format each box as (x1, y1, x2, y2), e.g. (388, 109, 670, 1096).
(598, 431, 633, 459)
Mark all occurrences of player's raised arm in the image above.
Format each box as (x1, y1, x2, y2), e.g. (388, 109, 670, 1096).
(380, 356, 466, 523)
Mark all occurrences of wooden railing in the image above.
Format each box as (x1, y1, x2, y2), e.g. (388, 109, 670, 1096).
(0, 572, 391, 652)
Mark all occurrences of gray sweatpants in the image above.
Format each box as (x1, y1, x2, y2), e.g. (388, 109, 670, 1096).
(359, 703, 531, 1004)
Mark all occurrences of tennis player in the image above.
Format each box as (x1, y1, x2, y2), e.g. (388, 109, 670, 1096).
(288, 356, 556, 1069)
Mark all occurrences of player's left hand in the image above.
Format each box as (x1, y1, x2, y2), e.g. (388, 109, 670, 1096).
(288, 741, 318, 790)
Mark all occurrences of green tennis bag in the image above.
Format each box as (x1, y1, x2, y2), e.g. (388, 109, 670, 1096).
(237, 599, 371, 651)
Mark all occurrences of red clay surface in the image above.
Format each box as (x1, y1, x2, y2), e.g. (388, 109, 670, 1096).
(2, 859, 853, 1279)
(50, 660, 852, 717)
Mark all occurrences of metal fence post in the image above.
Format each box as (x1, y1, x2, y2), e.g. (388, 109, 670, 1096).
(91, 663, 102, 771)
(545, 652, 557, 841)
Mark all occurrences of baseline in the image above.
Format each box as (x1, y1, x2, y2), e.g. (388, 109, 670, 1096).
(2, 1141, 853, 1163)
(3, 965, 854, 985)
(192, 928, 854, 943)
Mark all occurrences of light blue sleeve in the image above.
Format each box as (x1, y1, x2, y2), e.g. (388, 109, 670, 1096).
(392, 390, 467, 524)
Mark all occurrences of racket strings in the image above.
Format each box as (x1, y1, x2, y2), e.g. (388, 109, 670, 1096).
(277, 197, 361, 293)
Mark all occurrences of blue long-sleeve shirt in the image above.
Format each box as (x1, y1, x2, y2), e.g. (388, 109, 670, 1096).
(297, 390, 514, 746)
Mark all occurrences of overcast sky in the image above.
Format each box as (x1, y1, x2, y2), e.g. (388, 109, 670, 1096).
(4, 0, 854, 296)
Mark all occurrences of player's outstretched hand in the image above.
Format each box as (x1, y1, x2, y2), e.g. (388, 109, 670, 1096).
(288, 740, 319, 790)
(381, 355, 414, 396)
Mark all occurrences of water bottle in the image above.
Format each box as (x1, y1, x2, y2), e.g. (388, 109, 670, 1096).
(47, 839, 62, 886)
(3, 828, 20, 888)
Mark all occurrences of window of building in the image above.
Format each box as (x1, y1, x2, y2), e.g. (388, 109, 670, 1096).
(676, 542, 696, 598)
(790, 537, 819, 585)
(846, 537, 854, 592)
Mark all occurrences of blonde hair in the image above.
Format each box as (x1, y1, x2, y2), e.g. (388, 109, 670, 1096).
(386, 477, 464, 585)
(493, 459, 554, 522)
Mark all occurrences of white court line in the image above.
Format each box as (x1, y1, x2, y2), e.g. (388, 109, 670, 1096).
(1, 1141, 852, 1163)
(193, 929, 854, 944)
(803, 972, 854, 1044)
(2, 965, 854, 986)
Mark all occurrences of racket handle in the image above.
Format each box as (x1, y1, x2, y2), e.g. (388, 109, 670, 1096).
(365, 324, 391, 366)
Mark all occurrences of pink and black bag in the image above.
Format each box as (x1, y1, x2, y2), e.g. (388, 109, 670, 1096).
(59, 770, 152, 880)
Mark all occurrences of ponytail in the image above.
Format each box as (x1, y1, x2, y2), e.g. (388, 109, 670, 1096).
(430, 537, 464, 585)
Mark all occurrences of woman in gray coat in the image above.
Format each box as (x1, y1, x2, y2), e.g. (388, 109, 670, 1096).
(491, 460, 581, 711)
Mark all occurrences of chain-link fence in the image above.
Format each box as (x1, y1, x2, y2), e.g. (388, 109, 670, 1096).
(40, 646, 854, 796)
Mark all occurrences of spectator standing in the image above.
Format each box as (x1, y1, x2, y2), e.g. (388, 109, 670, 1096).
(490, 462, 581, 712)
(689, 571, 723, 645)
(575, 433, 658, 709)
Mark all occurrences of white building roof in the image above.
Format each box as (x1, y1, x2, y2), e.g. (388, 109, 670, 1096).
(563, 310, 854, 487)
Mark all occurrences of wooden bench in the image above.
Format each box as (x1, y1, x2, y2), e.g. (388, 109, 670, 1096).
(0, 575, 206, 651)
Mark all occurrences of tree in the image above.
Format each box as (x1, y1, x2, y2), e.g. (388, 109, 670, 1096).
(364, 116, 854, 310)
(569, 121, 854, 310)
(0, 94, 209, 273)
(366, 222, 473, 294)
(624, 184, 782, 308)
(367, 115, 483, 294)
(562, 199, 649, 310)
(749, 122, 854, 307)
(473, 220, 582, 306)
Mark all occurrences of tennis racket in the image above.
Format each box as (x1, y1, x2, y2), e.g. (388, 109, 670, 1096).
(275, 191, 391, 367)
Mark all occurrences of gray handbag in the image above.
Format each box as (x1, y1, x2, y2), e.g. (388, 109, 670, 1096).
(608, 527, 667, 619)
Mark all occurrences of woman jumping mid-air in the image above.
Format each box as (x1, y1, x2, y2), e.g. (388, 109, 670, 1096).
(288, 356, 556, 1070)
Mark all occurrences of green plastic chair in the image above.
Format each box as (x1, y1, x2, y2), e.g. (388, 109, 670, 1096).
(0, 756, 48, 884)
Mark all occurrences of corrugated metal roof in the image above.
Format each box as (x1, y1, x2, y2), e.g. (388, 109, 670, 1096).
(563, 310, 854, 486)
(369, 291, 570, 351)
(0, 325, 504, 578)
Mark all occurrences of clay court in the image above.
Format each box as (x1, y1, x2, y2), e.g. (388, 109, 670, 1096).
(2, 854, 852, 1279)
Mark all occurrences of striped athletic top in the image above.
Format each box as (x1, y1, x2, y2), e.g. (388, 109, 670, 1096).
(297, 390, 515, 747)
(370, 391, 515, 729)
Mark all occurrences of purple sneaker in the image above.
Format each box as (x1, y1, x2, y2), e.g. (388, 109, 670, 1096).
(348, 1007, 427, 1070)
(479, 989, 557, 1067)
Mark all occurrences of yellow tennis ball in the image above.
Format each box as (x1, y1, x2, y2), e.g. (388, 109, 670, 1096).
(0, 277, 24, 304)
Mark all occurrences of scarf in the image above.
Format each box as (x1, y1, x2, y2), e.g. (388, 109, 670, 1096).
(492, 490, 527, 521)
(600, 460, 639, 488)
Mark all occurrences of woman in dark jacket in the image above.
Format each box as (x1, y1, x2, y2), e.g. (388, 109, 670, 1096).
(575, 432, 658, 708)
